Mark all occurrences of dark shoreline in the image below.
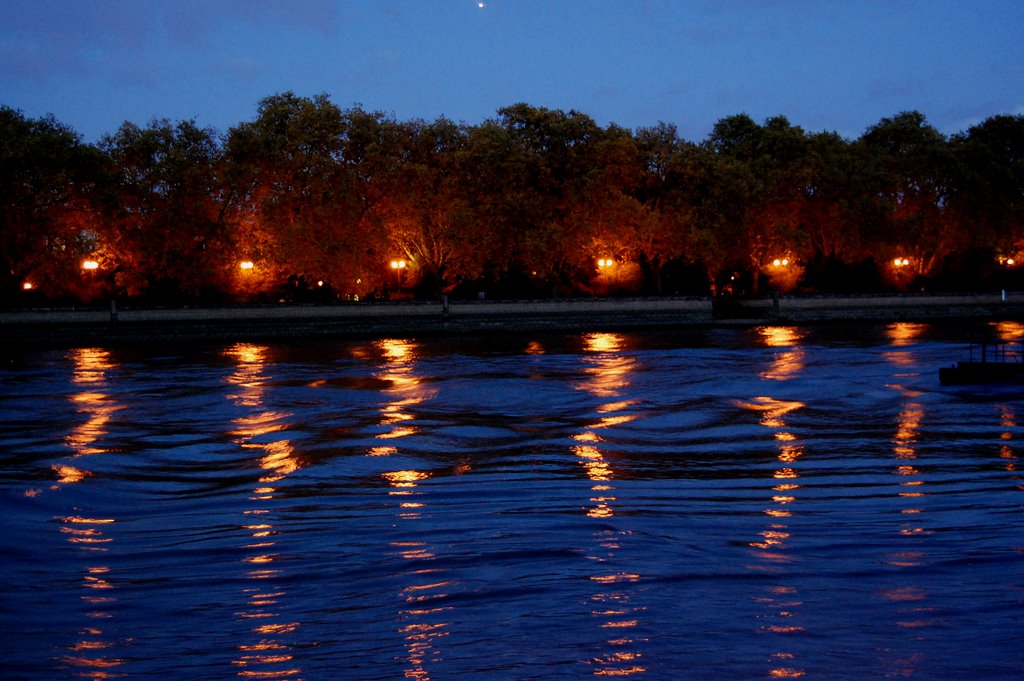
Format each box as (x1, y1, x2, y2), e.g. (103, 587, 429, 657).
(3, 293, 1024, 348)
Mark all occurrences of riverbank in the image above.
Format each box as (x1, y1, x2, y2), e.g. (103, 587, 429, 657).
(2, 292, 1023, 347)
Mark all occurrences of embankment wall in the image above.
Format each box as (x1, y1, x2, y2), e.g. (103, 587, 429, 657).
(2, 293, 1022, 347)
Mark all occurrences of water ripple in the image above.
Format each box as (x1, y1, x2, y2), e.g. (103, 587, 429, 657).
(2, 326, 1023, 679)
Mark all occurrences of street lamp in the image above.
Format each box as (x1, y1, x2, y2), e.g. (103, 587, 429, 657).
(771, 258, 790, 267)
(893, 257, 910, 268)
(22, 281, 33, 291)
(597, 257, 614, 269)
(239, 260, 254, 271)
(389, 259, 407, 291)
(81, 260, 99, 288)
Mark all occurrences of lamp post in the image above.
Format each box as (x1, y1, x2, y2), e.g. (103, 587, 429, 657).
(891, 256, 911, 286)
(390, 259, 407, 291)
(81, 259, 99, 287)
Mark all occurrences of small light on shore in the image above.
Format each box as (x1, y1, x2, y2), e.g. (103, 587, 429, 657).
(81, 260, 99, 271)
(22, 281, 33, 291)
(390, 259, 407, 270)
(597, 258, 614, 268)
(239, 260, 254, 270)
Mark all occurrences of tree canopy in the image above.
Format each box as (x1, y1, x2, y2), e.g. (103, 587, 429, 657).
(3, 97, 1024, 305)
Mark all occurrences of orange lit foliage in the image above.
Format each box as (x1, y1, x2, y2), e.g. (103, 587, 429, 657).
(459, 120, 542, 291)
(560, 127, 653, 293)
(492, 104, 604, 293)
(861, 112, 962, 280)
(632, 123, 701, 293)
(0, 106, 109, 301)
(102, 119, 228, 300)
(801, 130, 876, 263)
(6, 97, 1024, 304)
(225, 94, 390, 299)
(47, 199, 115, 302)
(226, 185, 284, 301)
(949, 115, 1024, 263)
(573, 128, 643, 294)
(371, 118, 487, 296)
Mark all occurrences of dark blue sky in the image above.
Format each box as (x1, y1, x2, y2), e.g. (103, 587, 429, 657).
(2, 0, 1022, 143)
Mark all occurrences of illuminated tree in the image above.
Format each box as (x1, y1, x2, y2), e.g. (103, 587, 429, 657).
(565, 124, 655, 294)
(225, 93, 390, 299)
(0, 106, 109, 303)
(860, 111, 959, 283)
(369, 118, 486, 297)
(102, 118, 227, 300)
(635, 124, 706, 293)
(8, 97, 1024, 303)
(492, 103, 603, 294)
(950, 114, 1024, 260)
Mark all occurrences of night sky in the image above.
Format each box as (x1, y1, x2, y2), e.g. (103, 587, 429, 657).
(2, 0, 1023, 143)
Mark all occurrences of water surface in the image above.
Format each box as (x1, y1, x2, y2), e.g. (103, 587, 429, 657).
(1, 323, 1022, 679)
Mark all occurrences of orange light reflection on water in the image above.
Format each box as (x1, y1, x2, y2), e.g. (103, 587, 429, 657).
(886, 322, 925, 346)
(60, 348, 122, 486)
(998, 405, 1020, 475)
(384, 469, 430, 488)
(372, 339, 451, 680)
(58, 349, 126, 678)
(225, 342, 303, 680)
(373, 339, 432, 443)
(385, 487, 452, 679)
(994, 320, 1024, 342)
(54, 464, 90, 485)
(758, 327, 805, 381)
(880, 378, 936, 659)
(581, 333, 634, 397)
(744, 346, 808, 677)
(576, 333, 647, 676)
(883, 323, 926, 369)
(890, 389, 927, 528)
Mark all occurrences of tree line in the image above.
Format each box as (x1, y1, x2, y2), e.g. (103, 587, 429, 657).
(3, 93, 1023, 306)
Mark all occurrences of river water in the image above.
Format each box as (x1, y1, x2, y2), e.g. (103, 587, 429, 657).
(1, 322, 1022, 680)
